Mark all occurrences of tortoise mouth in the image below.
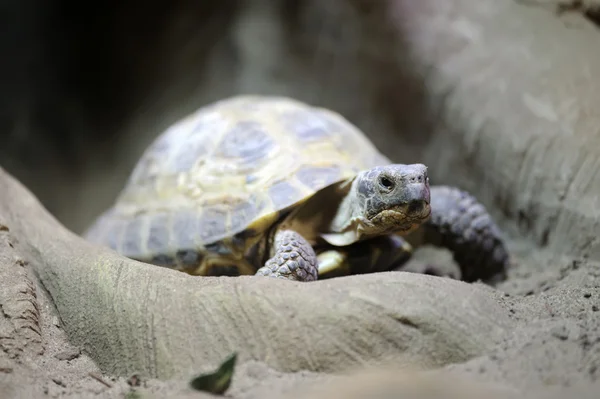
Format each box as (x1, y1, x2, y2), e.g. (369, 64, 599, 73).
(367, 200, 431, 234)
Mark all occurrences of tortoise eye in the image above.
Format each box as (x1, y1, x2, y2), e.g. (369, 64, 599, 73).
(379, 175, 394, 190)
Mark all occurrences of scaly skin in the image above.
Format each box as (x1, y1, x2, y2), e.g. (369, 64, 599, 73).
(423, 185, 509, 282)
(256, 230, 318, 281)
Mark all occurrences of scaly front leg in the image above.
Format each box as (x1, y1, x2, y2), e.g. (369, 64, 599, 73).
(255, 230, 318, 281)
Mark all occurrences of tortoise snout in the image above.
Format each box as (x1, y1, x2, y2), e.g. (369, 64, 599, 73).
(406, 183, 431, 206)
(404, 168, 428, 185)
(408, 174, 425, 184)
(403, 165, 430, 205)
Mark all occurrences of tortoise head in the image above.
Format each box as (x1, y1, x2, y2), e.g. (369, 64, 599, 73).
(325, 163, 431, 246)
(354, 163, 431, 235)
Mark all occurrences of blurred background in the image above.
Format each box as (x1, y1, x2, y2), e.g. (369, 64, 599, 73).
(1, 0, 464, 233)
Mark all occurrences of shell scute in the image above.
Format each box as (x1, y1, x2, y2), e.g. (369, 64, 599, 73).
(147, 213, 171, 254)
(281, 109, 333, 142)
(294, 165, 343, 191)
(229, 194, 264, 233)
(171, 210, 200, 249)
(196, 206, 229, 243)
(217, 120, 277, 162)
(268, 180, 303, 210)
(170, 134, 211, 173)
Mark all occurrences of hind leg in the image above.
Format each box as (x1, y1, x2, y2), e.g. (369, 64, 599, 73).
(255, 229, 318, 282)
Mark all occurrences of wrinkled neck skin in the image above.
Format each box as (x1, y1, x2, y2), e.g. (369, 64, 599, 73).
(329, 178, 363, 235)
(322, 178, 372, 247)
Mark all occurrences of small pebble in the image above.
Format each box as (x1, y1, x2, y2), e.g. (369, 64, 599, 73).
(52, 377, 66, 387)
(55, 348, 81, 361)
(550, 325, 569, 341)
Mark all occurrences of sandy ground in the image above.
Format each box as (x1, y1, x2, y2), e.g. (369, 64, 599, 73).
(0, 227, 598, 398)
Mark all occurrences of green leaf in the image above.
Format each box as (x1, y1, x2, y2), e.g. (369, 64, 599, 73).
(124, 391, 142, 399)
(189, 353, 238, 395)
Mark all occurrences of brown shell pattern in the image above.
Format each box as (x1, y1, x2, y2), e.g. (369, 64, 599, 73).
(84, 95, 390, 262)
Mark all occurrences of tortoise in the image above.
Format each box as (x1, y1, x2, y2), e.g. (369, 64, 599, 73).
(84, 95, 509, 282)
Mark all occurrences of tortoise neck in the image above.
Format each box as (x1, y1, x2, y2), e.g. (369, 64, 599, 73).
(329, 179, 360, 234)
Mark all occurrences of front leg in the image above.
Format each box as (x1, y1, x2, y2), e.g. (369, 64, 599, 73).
(412, 185, 510, 282)
(255, 229, 318, 281)
(317, 235, 414, 279)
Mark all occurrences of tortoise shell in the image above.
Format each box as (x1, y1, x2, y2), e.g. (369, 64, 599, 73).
(84, 96, 390, 274)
